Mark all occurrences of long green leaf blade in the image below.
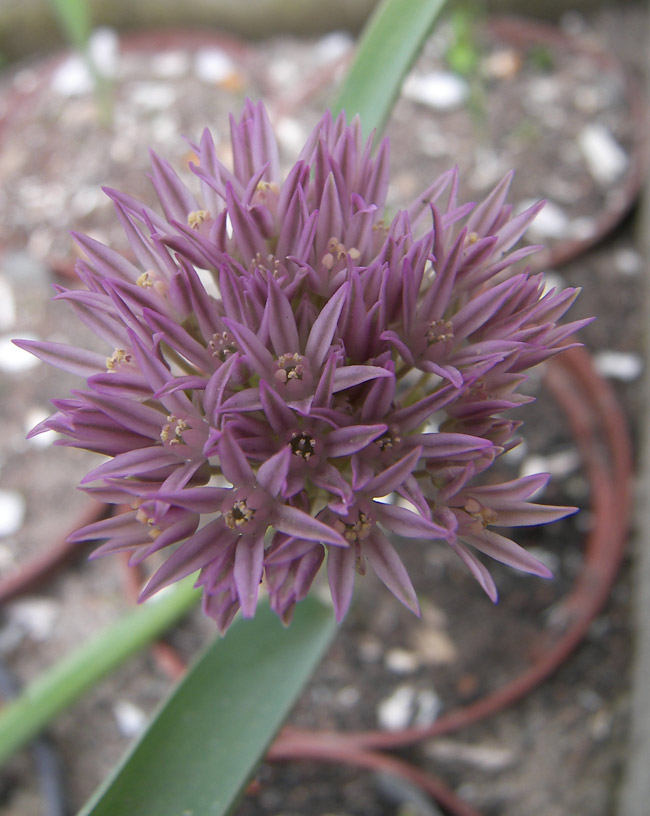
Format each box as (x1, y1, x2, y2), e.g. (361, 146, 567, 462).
(49, 0, 92, 52)
(333, 0, 447, 139)
(79, 596, 337, 816)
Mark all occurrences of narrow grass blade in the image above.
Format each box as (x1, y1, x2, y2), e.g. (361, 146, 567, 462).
(49, 0, 92, 52)
(0, 577, 201, 767)
(334, 0, 447, 139)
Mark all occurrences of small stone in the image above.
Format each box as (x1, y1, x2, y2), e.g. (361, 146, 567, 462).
(614, 248, 642, 276)
(412, 628, 457, 665)
(594, 350, 643, 381)
(0, 334, 41, 373)
(268, 57, 299, 87)
(482, 49, 522, 80)
(275, 117, 307, 155)
(402, 71, 469, 110)
(9, 597, 59, 640)
(71, 186, 105, 218)
(385, 648, 420, 674)
(88, 27, 119, 78)
(113, 700, 148, 737)
(523, 199, 569, 240)
(425, 739, 515, 771)
(359, 635, 383, 663)
(0, 490, 25, 538)
(578, 124, 628, 186)
(130, 82, 176, 111)
(377, 685, 415, 731)
(314, 32, 353, 64)
(51, 55, 94, 97)
(413, 688, 441, 727)
(150, 51, 191, 79)
(590, 708, 613, 741)
(194, 49, 236, 84)
(336, 686, 360, 708)
(0, 276, 16, 331)
(520, 449, 580, 481)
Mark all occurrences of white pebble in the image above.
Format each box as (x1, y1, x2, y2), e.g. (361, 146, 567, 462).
(594, 350, 643, 381)
(614, 248, 642, 276)
(385, 648, 420, 674)
(268, 57, 299, 87)
(113, 700, 148, 738)
(314, 31, 353, 63)
(194, 48, 235, 83)
(0, 490, 25, 538)
(426, 739, 515, 770)
(9, 598, 58, 640)
(275, 117, 307, 155)
(413, 688, 442, 727)
(150, 51, 190, 79)
(336, 686, 361, 708)
(0, 277, 16, 331)
(520, 449, 580, 481)
(51, 55, 94, 96)
(377, 685, 415, 731)
(71, 186, 105, 217)
(88, 27, 119, 78)
(0, 543, 14, 570)
(525, 199, 569, 240)
(517, 457, 549, 492)
(129, 82, 176, 110)
(578, 124, 628, 186)
(0, 334, 41, 373)
(402, 71, 469, 110)
(519, 449, 581, 488)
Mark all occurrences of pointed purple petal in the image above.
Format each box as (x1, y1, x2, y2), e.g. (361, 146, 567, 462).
(273, 505, 346, 546)
(327, 544, 356, 622)
(364, 530, 420, 615)
(234, 534, 265, 617)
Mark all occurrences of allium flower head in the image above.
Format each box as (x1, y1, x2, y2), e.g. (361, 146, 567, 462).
(18, 101, 585, 631)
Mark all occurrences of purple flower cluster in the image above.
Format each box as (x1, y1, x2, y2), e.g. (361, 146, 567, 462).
(19, 101, 584, 630)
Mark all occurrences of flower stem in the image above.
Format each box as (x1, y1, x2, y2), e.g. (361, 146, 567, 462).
(0, 577, 201, 766)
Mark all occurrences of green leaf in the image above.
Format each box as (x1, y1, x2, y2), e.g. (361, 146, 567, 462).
(79, 596, 337, 816)
(333, 0, 447, 139)
(49, 0, 92, 52)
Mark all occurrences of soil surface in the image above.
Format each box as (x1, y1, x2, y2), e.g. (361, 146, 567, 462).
(0, 6, 645, 816)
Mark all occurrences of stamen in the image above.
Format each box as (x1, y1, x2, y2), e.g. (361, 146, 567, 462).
(464, 498, 498, 528)
(290, 431, 316, 460)
(106, 348, 133, 372)
(335, 510, 372, 544)
(225, 498, 256, 530)
(209, 331, 238, 362)
(136, 507, 161, 539)
(137, 271, 154, 288)
(427, 319, 454, 345)
(321, 237, 360, 270)
(160, 415, 189, 445)
(188, 209, 210, 230)
(275, 352, 305, 384)
(375, 426, 402, 451)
